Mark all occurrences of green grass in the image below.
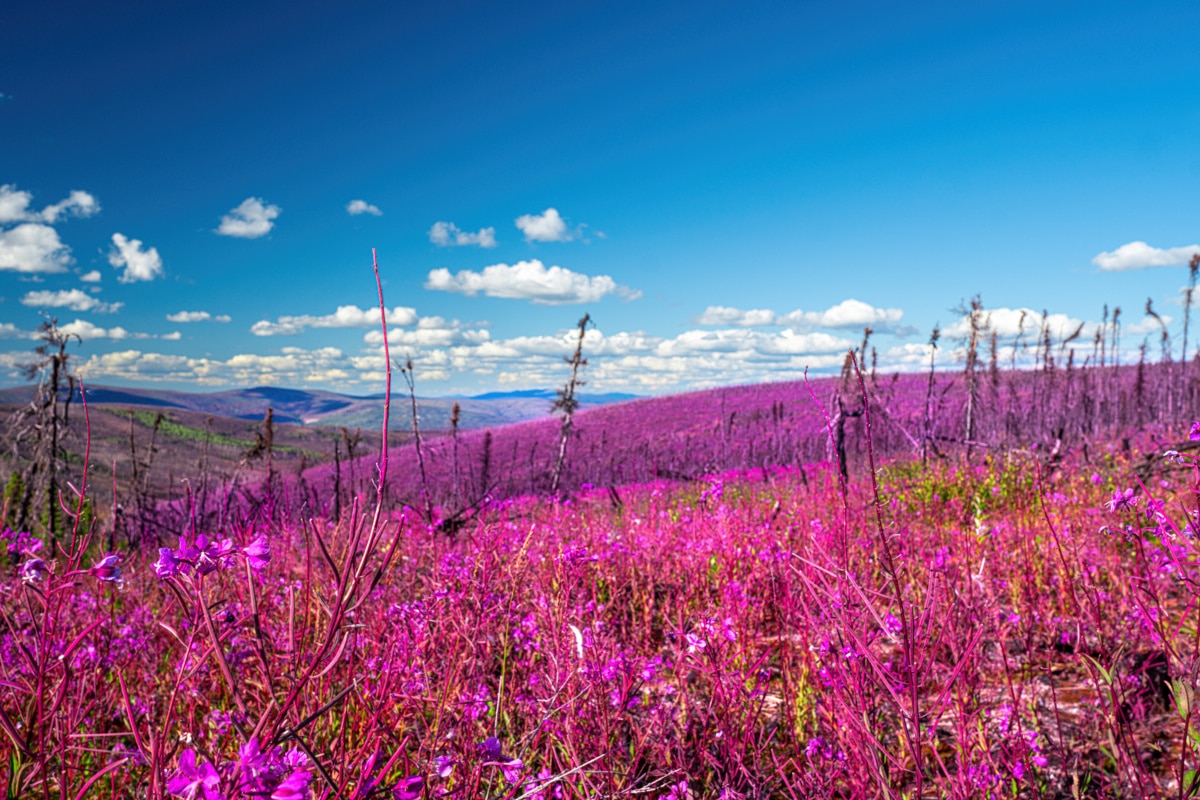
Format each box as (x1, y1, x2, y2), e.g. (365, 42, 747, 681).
(111, 409, 256, 449)
(107, 409, 327, 460)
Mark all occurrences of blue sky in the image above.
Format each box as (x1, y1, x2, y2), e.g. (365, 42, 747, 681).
(2, 0, 1198, 395)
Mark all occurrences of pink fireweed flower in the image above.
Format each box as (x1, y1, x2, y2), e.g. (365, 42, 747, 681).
(479, 736, 524, 784)
(243, 534, 271, 571)
(1105, 488, 1137, 512)
(232, 737, 312, 800)
(1, 527, 42, 559)
(21, 557, 48, 583)
(155, 548, 181, 578)
(392, 776, 424, 800)
(269, 769, 313, 800)
(433, 754, 454, 779)
(167, 750, 223, 800)
(1190, 421, 1200, 441)
(193, 534, 234, 575)
(90, 552, 123, 582)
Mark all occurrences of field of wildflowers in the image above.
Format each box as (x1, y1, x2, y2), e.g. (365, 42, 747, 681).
(3, 396, 1200, 797)
(3, 261, 1200, 798)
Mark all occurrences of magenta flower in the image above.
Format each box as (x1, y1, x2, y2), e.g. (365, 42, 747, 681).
(1, 528, 42, 559)
(193, 535, 229, 575)
(21, 557, 48, 583)
(89, 552, 123, 582)
(167, 749, 223, 800)
(270, 769, 313, 800)
(662, 781, 690, 800)
(392, 776, 424, 800)
(243, 534, 271, 571)
(1104, 488, 1137, 513)
(433, 754, 454, 779)
(232, 737, 312, 800)
(155, 547, 181, 578)
(1190, 421, 1200, 441)
(479, 737, 524, 784)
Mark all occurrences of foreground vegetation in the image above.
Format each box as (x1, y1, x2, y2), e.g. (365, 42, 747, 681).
(4, 255, 1200, 797)
(1, 415, 1198, 798)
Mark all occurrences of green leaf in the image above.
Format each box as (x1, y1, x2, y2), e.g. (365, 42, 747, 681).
(1174, 678, 1195, 720)
(1082, 654, 1113, 686)
(1185, 768, 1200, 797)
(7, 753, 23, 800)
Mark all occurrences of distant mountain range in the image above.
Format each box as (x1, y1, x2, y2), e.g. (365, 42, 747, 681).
(0, 384, 639, 431)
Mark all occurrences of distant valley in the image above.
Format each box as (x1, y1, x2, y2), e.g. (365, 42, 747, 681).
(0, 384, 639, 430)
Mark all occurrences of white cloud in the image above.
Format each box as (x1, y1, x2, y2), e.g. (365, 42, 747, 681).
(347, 199, 382, 216)
(1092, 241, 1200, 272)
(68, 346, 353, 387)
(21, 288, 122, 313)
(108, 233, 164, 283)
(0, 186, 100, 275)
(0, 186, 33, 224)
(781, 299, 905, 330)
(251, 304, 419, 336)
(40, 191, 100, 223)
(42, 319, 173, 342)
(166, 310, 232, 323)
(0, 185, 99, 224)
(425, 259, 639, 305)
(943, 307, 1094, 341)
(1126, 316, 1173, 337)
(58, 320, 130, 341)
(0, 323, 36, 340)
(0, 223, 72, 274)
(161, 331, 182, 340)
(515, 208, 577, 243)
(79, 270, 102, 283)
(216, 197, 280, 239)
(363, 316, 489, 348)
(428, 221, 497, 248)
(695, 306, 777, 326)
(694, 299, 906, 332)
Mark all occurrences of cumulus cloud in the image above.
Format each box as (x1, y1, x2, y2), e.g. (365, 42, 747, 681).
(695, 306, 778, 326)
(58, 320, 133, 341)
(63, 346, 354, 387)
(21, 289, 122, 313)
(781, 299, 905, 330)
(425, 259, 639, 305)
(942, 307, 1095, 341)
(428, 221, 497, 248)
(79, 270, 102, 283)
(108, 233, 164, 283)
(363, 316, 490, 348)
(0, 185, 99, 224)
(694, 299, 906, 332)
(347, 199, 382, 216)
(515, 208, 577, 243)
(0, 223, 73, 274)
(167, 310, 231, 323)
(1093, 241, 1200, 272)
(0, 323, 36, 340)
(251, 304, 419, 336)
(216, 197, 280, 239)
(40, 191, 100, 223)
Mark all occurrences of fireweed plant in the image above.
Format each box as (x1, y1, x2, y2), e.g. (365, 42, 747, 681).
(1, 261, 1199, 796)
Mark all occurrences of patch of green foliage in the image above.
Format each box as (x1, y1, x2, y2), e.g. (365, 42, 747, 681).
(109, 409, 324, 460)
(112, 409, 255, 448)
(879, 455, 1035, 517)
